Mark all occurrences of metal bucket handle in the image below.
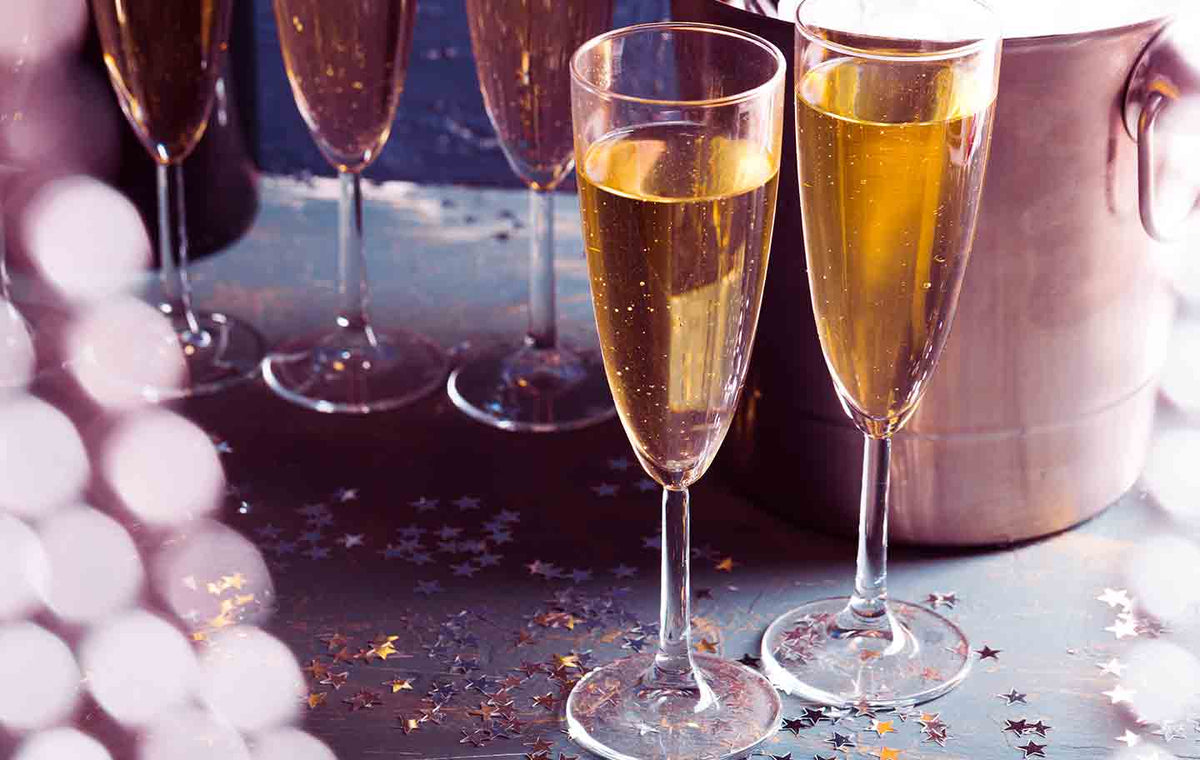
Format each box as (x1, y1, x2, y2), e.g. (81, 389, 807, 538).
(1124, 17, 1200, 242)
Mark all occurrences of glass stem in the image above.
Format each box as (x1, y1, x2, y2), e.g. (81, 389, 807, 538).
(643, 486, 716, 706)
(849, 434, 892, 621)
(337, 170, 376, 344)
(156, 162, 208, 346)
(526, 187, 556, 350)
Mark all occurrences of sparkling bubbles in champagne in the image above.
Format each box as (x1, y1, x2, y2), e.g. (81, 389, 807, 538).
(273, 0, 417, 172)
(467, 0, 614, 189)
(797, 57, 995, 437)
(579, 123, 779, 487)
(90, 0, 232, 163)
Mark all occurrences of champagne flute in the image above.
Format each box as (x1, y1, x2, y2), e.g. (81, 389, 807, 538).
(567, 23, 785, 759)
(449, 0, 616, 432)
(264, 0, 448, 414)
(760, 0, 1002, 707)
(91, 0, 264, 399)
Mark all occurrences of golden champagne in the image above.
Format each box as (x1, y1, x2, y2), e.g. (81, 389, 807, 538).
(466, 0, 613, 189)
(797, 57, 995, 437)
(91, 0, 231, 163)
(273, 0, 417, 172)
(579, 123, 779, 487)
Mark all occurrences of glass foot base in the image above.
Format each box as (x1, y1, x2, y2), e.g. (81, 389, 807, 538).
(447, 343, 614, 433)
(761, 597, 971, 707)
(149, 311, 264, 401)
(565, 653, 782, 760)
(262, 326, 448, 414)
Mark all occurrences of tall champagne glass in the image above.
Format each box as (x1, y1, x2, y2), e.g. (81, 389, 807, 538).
(449, 0, 616, 432)
(264, 0, 448, 414)
(568, 23, 785, 759)
(760, 0, 1002, 707)
(91, 0, 263, 399)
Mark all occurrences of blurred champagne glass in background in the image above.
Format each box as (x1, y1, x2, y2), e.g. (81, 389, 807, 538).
(448, 0, 616, 432)
(90, 0, 264, 399)
(264, 0, 449, 414)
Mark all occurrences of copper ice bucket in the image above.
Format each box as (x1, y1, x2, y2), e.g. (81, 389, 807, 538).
(672, 0, 1200, 545)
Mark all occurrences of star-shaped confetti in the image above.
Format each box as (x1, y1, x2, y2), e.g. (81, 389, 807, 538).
(871, 719, 897, 736)
(410, 496, 438, 512)
(1117, 729, 1141, 747)
(383, 678, 414, 693)
(922, 726, 949, 746)
(1098, 658, 1127, 677)
(525, 737, 554, 754)
(635, 478, 657, 492)
(302, 659, 330, 680)
(396, 714, 421, 734)
(738, 653, 761, 669)
(454, 495, 482, 511)
(451, 562, 479, 577)
(591, 483, 618, 497)
(304, 546, 331, 560)
(1004, 719, 1029, 735)
(1097, 588, 1134, 609)
(828, 732, 855, 750)
(256, 524, 283, 539)
(997, 689, 1028, 705)
(532, 693, 557, 711)
(415, 579, 443, 596)
(715, 556, 736, 572)
(334, 487, 359, 502)
(340, 533, 365, 548)
(852, 699, 877, 719)
(781, 717, 807, 736)
(870, 749, 902, 760)
(696, 638, 718, 654)
(1105, 616, 1140, 639)
(611, 564, 637, 578)
(1027, 720, 1052, 737)
(1102, 685, 1136, 704)
(343, 689, 382, 711)
(1017, 741, 1047, 758)
(320, 670, 349, 689)
(925, 591, 958, 608)
(306, 692, 328, 709)
(976, 644, 1002, 660)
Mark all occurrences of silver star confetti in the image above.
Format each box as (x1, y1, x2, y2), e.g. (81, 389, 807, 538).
(997, 689, 1028, 705)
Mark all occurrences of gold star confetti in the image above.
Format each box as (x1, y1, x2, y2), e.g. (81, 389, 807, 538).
(715, 557, 736, 572)
(383, 678, 414, 693)
(396, 714, 421, 734)
(532, 692, 557, 711)
(871, 749, 901, 760)
(302, 659, 329, 680)
(696, 638, 718, 654)
(306, 692, 328, 709)
(553, 653, 581, 669)
(871, 720, 896, 736)
(373, 641, 400, 660)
